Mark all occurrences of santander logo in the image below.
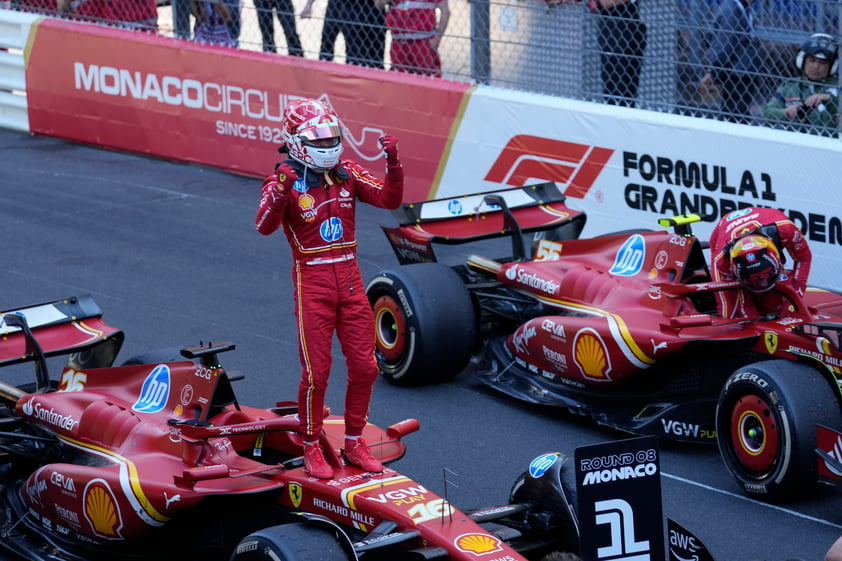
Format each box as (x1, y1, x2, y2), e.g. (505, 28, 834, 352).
(505, 265, 560, 296)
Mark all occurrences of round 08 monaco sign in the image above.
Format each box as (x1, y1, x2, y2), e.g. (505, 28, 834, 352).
(575, 436, 665, 561)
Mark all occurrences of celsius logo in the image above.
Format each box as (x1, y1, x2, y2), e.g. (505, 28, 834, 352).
(484, 135, 614, 199)
(320, 217, 343, 242)
(610, 234, 646, 276)
(133, 364, 171, 413)
(447, 200, 463, 215)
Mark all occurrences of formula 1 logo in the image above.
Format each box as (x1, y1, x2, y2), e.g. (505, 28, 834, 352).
(484, 135, 614, 199)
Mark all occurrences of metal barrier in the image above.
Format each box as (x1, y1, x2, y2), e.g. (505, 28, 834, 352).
(0, 9, 34, 132)
(3, 0, 841, 135)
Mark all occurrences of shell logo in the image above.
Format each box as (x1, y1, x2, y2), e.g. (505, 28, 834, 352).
(454, 533, 503, 555)
(299, 193, 315, 211)
(816, 338, 841, 374)
(84, 479, 124, 540)
(573, 329, 611, 381)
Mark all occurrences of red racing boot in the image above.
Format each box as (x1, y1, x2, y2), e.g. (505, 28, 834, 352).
(343, 437, 384, 472)
(303, 442, 334, 479)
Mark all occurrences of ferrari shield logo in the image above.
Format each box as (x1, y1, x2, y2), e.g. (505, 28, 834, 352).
(764, 332, 778, 354)
(289, 482, 303, 508)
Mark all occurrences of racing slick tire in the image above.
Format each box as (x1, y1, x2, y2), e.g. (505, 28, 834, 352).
(366, 263, 477, 385)
(716, 359, 842, 500)
(230, 522, 354, 561)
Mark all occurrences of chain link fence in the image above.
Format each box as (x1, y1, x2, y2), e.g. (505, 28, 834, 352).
(6, 0, 842, 135)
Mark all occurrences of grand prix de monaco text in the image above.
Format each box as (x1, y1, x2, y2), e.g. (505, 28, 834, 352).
(621, 151, 842, 246)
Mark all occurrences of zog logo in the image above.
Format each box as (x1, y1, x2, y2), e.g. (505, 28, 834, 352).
(594, 499, 650, 560)
(485, 135, 614, 199)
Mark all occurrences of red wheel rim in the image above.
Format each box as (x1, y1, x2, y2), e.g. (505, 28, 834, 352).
(730, 394, 780, 473)
(373, 295, 407, 361)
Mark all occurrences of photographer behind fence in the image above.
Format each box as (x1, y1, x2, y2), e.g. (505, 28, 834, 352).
(761, 32, 839, 137)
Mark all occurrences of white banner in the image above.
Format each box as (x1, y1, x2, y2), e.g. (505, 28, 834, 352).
(440, 86, 842, 289)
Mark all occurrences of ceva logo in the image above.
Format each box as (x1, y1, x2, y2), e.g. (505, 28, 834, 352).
(484, 135, 614, 199)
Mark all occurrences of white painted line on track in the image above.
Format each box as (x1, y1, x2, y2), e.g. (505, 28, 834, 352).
(662, 472, 842, 529)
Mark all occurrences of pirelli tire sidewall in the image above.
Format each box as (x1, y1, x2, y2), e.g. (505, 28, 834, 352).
(365, 262, 477, 385)
(715, 359, 841, 500)
(230, 521, 354, 561)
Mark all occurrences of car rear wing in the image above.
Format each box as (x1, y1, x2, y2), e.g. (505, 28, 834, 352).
(0, 294, 124, 369)
(382, 182, 587, 264)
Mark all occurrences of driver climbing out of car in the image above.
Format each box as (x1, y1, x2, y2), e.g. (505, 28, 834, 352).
(709, 206, 812, 320)
(254, 98, 403, 479)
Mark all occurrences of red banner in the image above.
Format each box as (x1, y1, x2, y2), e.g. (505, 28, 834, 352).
(24, 19, 470, 201)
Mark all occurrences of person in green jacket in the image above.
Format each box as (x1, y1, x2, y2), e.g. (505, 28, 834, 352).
(762, 33, 839, 136)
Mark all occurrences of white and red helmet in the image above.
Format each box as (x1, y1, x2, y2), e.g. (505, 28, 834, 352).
(282, 99, 344, 171)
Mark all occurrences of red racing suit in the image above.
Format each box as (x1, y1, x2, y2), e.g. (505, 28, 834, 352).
(709, 206, 812, 319)
(255, 158, 403, 440)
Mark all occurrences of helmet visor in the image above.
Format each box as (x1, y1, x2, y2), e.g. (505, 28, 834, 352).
(298, 124, 343, 141)
(302, 136, 342, 148)
(742, 268, 778, 292)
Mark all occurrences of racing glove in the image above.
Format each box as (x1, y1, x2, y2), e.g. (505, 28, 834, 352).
(256, 163, 296, 234)
(379, 135, 400, 165)
(275, 162, 298, 194)
(791, 278, 806, 297)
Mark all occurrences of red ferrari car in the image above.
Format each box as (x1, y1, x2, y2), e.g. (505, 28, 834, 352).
(365, 183, 842, 500)
(0, 294, 579, 561)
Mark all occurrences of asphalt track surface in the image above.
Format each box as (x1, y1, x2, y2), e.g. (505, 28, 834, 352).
(3, 127, 842, 561)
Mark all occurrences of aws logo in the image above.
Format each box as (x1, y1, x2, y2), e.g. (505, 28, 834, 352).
(485, 135, 614, 199)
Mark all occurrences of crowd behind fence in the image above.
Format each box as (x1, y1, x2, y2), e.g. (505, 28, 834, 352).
(5, 0, 842, 137)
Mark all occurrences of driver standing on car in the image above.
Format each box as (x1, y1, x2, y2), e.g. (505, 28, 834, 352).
(709, 206, 812, 320)
(254, 98, 403, 479)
